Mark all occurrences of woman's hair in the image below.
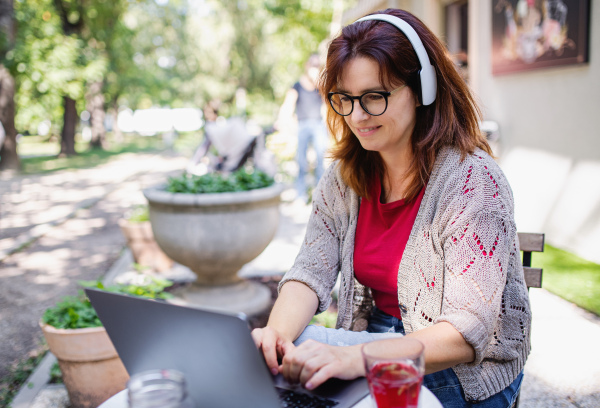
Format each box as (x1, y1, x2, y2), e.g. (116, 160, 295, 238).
(321, 8, 492, 200)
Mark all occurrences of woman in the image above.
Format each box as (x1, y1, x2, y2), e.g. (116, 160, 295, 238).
(252, 8, 531, 407)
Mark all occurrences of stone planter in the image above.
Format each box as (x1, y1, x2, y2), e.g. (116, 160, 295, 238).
(118, 218, 174, 272)
(142, 183, 283, 315)
(40, 322, 129, 408)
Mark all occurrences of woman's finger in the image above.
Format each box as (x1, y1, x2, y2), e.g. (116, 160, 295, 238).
(258, 327, 283, 375)
(281, 340, 325, 384)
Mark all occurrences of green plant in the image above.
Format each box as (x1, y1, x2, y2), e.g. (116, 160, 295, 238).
(125, 205, 150, 223)
(166, 167, 274, 194)
(310, 310, 338, 328)
(0, 348, 47, 408)
(41, 278, 174, 330)
(49, 361, 63, 384)
(42, 293, 102, 329)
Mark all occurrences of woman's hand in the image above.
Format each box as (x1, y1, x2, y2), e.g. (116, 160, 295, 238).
(251, 326, 292, 376)
(252, 281, 320, 376)
(280, 339, 365, 390)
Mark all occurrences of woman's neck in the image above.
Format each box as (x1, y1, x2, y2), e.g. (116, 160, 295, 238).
(380, 149, 414, 203)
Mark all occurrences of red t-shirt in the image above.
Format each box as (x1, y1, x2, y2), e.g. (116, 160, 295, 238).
(354, 177, 426, 319)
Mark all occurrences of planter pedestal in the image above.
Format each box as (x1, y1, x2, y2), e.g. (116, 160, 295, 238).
(144, 183, 283, 316)
(170, 280, 272, 316)
(40, 323, 129, 408)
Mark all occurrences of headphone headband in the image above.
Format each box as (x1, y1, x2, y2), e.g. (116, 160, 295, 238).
(355, 14, 437, 106)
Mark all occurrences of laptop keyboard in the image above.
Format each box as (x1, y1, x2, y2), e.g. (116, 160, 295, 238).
(276, 387, 339, 408)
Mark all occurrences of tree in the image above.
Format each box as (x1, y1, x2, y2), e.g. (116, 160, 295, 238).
(6, 0, 335, 163)
(53, 0, 86, 156)
(183, 0, 334, 121)
(10, 0, 105, 156)
(79, 0, 129, 149)
(0, 0, 20, 171)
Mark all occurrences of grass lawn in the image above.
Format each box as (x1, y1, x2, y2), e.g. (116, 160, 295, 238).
(17, 132, 202, 175)
(532, 244, 600, 316)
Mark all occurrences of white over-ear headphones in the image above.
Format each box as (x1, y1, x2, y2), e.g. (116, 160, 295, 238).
(355, 14, 437, 106)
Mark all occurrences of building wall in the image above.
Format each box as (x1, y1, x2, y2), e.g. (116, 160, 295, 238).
(469, 0, 600, 263)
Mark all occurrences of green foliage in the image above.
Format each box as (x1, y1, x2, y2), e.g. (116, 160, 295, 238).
(42, 293, 102, 329)
(7, 0, 334, 157)
(10, 0, 109, 135)
(166, 168, 274, 194)
(125, 205, 150, 223)
(103, 277, 175, 301)
(310, 310, 338, 328)
(0, 348, 48, 408)
(195, 0, 334, 119)
(263, 1, 334, 97)
(534, 245, 600, 316)
(49, 361, 63, 384)
(41, 278, 174, 330)
(107, 0, 197, 110)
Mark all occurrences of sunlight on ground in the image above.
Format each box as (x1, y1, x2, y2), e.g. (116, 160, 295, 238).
(61, 218, 108, 237)
(521, 289, 600, 406)
(25, 249, 70, 273)
(500, 146, 600, 264)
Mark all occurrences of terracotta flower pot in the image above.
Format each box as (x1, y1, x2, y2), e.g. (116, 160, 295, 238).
(40, 322, 130, 408)
(118, 218, 174, 272)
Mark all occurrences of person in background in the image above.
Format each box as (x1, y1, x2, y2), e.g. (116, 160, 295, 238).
(253, 8, 530, 407)
(276, 54, 329, 202)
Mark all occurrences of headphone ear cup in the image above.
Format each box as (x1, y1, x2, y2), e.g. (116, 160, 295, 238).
(419, 64, 437, 106)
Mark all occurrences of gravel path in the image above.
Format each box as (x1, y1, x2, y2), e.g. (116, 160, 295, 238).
(0, 151, 188, 381)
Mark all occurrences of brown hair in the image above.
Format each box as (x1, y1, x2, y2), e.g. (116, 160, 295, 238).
(321, 8, 492, 200)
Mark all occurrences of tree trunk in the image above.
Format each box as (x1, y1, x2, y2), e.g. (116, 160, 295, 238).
(0, 65, 20, 171)
(87, 80, 106, 149)
(0, 0, 19, 171)
(111, 98, 123, 144)
(59, 96, 77, 156)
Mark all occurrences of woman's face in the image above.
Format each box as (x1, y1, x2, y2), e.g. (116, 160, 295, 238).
(338, 57, 418, 162)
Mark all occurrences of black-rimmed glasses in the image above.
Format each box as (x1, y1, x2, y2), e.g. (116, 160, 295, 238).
(327, 85, 406, 116)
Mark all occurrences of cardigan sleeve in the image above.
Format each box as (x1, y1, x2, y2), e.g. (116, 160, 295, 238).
(434, 158, 518, 365)
(278, 165, 345, 313)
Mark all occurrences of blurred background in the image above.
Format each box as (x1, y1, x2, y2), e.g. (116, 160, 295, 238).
(3, 0, 597, 306)
(0, 0, 599, 405)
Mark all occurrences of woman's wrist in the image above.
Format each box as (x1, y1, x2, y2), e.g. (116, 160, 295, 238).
(349, 344, 367, 377)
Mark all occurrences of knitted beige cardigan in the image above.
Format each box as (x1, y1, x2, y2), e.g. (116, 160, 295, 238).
(280, 147, 531, 401)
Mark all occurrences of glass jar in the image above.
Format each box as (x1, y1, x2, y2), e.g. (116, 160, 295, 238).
(127, 369, 193, 408)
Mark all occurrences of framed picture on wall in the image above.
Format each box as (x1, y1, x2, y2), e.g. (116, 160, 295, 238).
(491, 0, 590, 75)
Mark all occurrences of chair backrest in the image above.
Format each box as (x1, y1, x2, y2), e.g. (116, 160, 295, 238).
(517, 232, 545, 289)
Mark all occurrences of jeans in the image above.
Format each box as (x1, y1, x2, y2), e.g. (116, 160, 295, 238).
(295, 119, 327, 198)
(294, 307, 524, 407)
(424, 367, 523, 408)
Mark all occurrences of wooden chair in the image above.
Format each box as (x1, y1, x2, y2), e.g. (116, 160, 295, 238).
(518, 232, 545, 289)
(512, 232, 545, 408)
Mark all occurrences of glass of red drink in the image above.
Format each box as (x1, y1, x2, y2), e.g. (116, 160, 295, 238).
(362, 338, 425, 408)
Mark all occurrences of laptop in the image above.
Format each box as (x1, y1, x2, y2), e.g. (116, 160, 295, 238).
(86, 288, 370, 408)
